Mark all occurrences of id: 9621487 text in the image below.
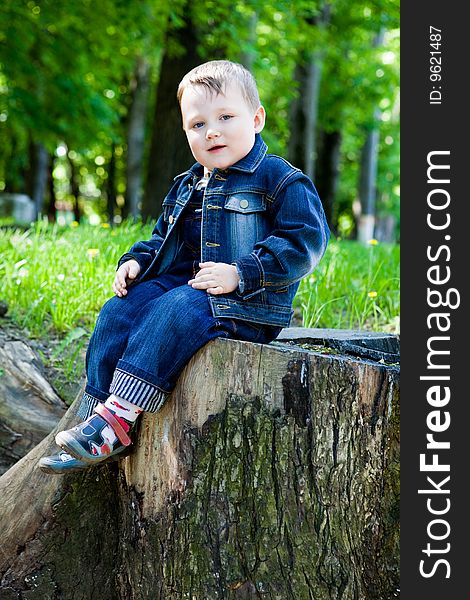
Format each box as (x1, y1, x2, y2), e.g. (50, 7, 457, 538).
(429, 26, 442, 105)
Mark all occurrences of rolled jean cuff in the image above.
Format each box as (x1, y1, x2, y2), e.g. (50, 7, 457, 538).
(77, 392, 101, 420)
(109, 367, 169, 413)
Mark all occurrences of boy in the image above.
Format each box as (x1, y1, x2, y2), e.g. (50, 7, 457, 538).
(39, 60, 329, 474)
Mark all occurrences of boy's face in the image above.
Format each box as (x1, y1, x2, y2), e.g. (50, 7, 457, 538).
(180, 82, 265, 171)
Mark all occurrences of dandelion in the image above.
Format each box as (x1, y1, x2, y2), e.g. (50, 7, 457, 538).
(70, 221, 79, 228)
(368, 291, 378, 298)
(101, 222, 111, 228)
(367, 239, 379, 246)
(87, 248, 100, 259)
(57, 273, 65, 282)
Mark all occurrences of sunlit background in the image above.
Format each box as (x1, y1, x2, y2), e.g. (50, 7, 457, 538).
(0, 0, 399, 242)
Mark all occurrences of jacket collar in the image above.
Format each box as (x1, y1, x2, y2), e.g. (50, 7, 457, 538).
(226, 133, 267, 173)
(180, 133, 268, 180)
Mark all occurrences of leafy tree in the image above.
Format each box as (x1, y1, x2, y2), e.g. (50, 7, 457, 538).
(0, 0, 399, 234)
(0, 0, 170, 218)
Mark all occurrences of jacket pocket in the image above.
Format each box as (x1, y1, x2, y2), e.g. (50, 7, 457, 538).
(223, 193, 268, 258)
(224, 192, 266, 213)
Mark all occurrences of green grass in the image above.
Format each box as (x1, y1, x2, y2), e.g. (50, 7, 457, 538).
(0, 220, 153, 335)
(0, 222, 399, 397)
(0, 222, 399, 336)
(294, 239, 400, 333)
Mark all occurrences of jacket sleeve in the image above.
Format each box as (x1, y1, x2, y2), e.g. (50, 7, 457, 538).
(117, 213, 168, 274)
(233, 173, 329, 297)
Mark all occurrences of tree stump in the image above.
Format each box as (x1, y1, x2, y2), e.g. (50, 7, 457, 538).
(0, 331, 399, 599)
(0, 333, 67, 474)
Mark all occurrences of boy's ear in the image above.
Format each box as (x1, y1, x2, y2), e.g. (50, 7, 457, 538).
(253, 106, 266, 133)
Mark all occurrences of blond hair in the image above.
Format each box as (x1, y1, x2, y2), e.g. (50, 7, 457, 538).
(177, 60, 261, 112)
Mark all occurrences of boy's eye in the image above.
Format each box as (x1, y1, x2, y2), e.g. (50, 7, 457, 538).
(220, 115, 233, 121)
(192, 122, 204, 129)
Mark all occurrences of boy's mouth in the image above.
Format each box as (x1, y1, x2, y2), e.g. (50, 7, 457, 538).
(208, 145, 226, 152)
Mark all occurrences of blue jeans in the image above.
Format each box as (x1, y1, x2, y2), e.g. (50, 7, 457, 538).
(78, 266, 281, 419)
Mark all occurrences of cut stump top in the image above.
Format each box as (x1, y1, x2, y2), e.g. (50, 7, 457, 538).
(276, 327, 400, 362)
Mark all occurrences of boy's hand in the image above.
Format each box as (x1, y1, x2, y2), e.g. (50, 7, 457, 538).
(112, 260, 141, 297)
(188, 262, 240, 295)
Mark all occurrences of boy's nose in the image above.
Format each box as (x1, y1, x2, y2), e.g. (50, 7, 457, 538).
(206, 127, 221, 139)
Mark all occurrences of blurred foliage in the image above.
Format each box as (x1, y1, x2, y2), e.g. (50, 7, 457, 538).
(0, 0, 399, 233)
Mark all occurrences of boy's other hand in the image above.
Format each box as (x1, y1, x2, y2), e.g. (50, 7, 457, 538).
(112, 260, 141, 297)
(188, 262, 240, 295)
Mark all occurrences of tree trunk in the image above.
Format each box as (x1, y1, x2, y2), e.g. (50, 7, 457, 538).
(288, 2, 331, 180)
(3, 135, 25, 194)
(239, 12, 258, 71)
(357, 113, 381, 243)
(107, 142, 117, 226)
(288, 57, 323, 180)
(356, 29, 386, 244)
(125, 57, 151, 220)
(30, 142, 49, 221)
(142, 20, 199, 221)
(315, 129, 342, 228)
(0, 330, 399, 599)
(67, 153, 81, 223)
(46, 153, 57, 222)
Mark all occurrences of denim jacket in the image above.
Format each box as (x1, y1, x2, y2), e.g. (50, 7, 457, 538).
(119, 134, 329, 328)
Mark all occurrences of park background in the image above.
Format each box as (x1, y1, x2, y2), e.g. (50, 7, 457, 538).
(0, 0, 399, 400)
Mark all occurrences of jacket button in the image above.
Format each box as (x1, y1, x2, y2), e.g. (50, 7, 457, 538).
(169, 215, 174, 224)
(239, 199, 249, 209)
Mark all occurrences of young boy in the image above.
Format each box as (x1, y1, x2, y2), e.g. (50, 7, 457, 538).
(39, 60, 329, 474)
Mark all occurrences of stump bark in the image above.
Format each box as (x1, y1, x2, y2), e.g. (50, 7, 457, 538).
(0, 333, 67, 474)
(0, 332, 399, 600)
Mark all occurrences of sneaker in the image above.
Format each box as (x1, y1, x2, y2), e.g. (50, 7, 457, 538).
(37, 446, 134, 475)
(55, 403, 134, 464)
(38, 451, 90, 474)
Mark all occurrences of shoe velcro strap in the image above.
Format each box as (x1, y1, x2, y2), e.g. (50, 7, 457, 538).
(95, 404, 132, 447)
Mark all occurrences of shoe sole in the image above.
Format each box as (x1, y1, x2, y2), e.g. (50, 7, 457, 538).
(55, 431, 129, 465)
(38, 461, 90, 475)
(38, 453, 125, 475)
